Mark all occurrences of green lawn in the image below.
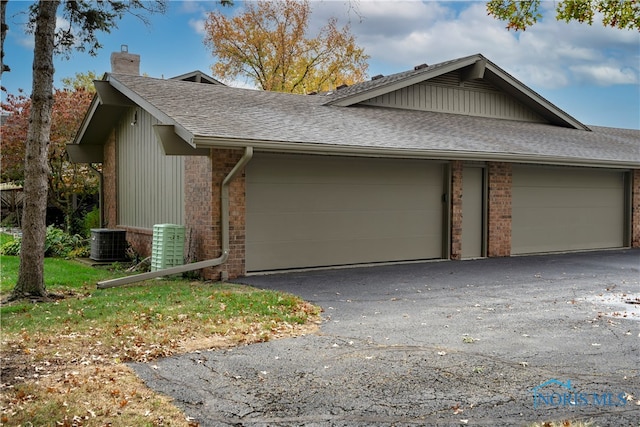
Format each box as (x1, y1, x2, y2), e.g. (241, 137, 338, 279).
(0, 242, 320, 426)
(0, 255, 116, 295)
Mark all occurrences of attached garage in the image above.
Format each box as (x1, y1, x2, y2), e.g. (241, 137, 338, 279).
(246, 153, 446, 271)
(512, 165, 626, 254)
(69, 53, 640, 283)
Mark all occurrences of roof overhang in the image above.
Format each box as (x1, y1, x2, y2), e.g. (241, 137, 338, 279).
(154, 125, 210, 156)
(70, 74, 200, 162)
(66, 143, 104, 163)
(193, 136, 639, 169)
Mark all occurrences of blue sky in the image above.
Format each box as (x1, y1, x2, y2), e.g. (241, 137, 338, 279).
(2, 0, 639, 129)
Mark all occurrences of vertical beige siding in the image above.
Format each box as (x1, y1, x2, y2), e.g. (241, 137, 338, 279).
(361, 71, 545, 122)
(117, 108, 184, 228)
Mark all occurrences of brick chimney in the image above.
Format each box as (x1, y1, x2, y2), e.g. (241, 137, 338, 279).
(110, 45, 140, 75)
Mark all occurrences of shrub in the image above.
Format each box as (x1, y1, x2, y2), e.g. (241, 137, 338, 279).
(0, 226, 89, 258)
(0, 238, 21, 256)
(81, 206, 100, 237)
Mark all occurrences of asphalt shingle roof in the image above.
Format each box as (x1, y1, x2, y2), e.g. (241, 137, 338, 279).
(109, 73, 640, 167)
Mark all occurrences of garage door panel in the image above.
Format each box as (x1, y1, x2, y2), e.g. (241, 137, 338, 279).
(512, 166, 624, 254)
(246, 154, 444, 271)
(513, 187, 622, 208)
(248, 155, 441, 185)
(249, 182, 439, 212)
(249, 235, 439, 271)
(248, 210, 440, 242)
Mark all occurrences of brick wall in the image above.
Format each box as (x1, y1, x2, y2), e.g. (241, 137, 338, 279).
(632, 169, 640, 248)
(450, 161, 463, 260)
(487, 162, 512, 257)
(121, 226, 152, 257)
(184, 148, 246, 280)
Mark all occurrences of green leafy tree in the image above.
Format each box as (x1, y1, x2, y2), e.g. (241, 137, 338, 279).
(487, 0, 640, 31)
(61, 70, 99, 91)
(4, 0, 166, 302)
(204, 0, 369, 94)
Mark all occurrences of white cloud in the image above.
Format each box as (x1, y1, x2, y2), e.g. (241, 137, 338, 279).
(179, 1, 206, 14)
(570, 65, 638, 86)
(189, 18, 206, 36)
(308, 1, 639, 90)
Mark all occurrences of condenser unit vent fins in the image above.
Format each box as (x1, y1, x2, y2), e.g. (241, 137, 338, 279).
(151, 224, 186, 271)
(90, 229, 127, 261)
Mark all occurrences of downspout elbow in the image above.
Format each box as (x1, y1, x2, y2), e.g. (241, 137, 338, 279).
(96, 146, 253, 289)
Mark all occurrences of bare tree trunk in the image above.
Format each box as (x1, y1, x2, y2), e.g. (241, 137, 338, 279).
(1, 0, 9, 76)
(12, 0, 60, 300)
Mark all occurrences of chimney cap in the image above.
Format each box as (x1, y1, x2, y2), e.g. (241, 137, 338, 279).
(121, 44, 128, 53)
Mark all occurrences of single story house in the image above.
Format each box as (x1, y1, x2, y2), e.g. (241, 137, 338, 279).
(69, 51, 640, 280)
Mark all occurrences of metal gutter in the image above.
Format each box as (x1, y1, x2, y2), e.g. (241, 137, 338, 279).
(194, 136, 640, 169)
(97, 146, 254, 289)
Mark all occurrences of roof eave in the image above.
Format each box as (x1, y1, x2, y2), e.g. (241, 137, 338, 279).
(194, 136, 638, 169)
(72, 94, 101, 145)
(107, 75, 197, 147)
(483, 63, 590, 131)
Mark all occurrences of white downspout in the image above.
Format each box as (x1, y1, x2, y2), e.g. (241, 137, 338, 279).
(97, 147, 254, 289)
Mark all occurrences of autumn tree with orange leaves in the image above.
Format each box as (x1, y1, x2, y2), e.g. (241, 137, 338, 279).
(1, 81, 97, 232)
(204, 0, 369, 94)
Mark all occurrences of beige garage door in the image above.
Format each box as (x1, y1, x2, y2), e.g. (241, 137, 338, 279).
(246, 153, 445, 271)
(512, 166, 625, 254)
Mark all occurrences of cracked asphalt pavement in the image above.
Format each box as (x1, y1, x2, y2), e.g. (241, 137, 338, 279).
(131, 249, 640, 426)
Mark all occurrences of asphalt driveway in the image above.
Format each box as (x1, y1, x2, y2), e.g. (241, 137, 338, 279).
(131, 249, 640, 426)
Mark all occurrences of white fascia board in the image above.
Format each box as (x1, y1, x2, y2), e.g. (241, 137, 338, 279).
(107, 75, 197, 148)
(194, 136, 639, 169)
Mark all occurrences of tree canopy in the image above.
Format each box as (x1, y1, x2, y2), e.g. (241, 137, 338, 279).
(203, 0, 369, 94)
(487, 0, 640, 31)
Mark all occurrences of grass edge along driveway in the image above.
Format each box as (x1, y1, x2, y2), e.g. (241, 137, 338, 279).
(0, 255, 321, 426)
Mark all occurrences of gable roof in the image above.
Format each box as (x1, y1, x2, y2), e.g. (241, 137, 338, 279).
(170, 70, 224, 85)
(70, 55, 640, 168)
(323, 53, 589, 130)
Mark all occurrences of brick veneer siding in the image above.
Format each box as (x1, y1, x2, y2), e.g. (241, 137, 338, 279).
(121, 226, 153, 257)
(487, 162, 512, 257)
(184, 148, 246, 281)
(632, 169, 640, 248)
(450, 161, 463, 260)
